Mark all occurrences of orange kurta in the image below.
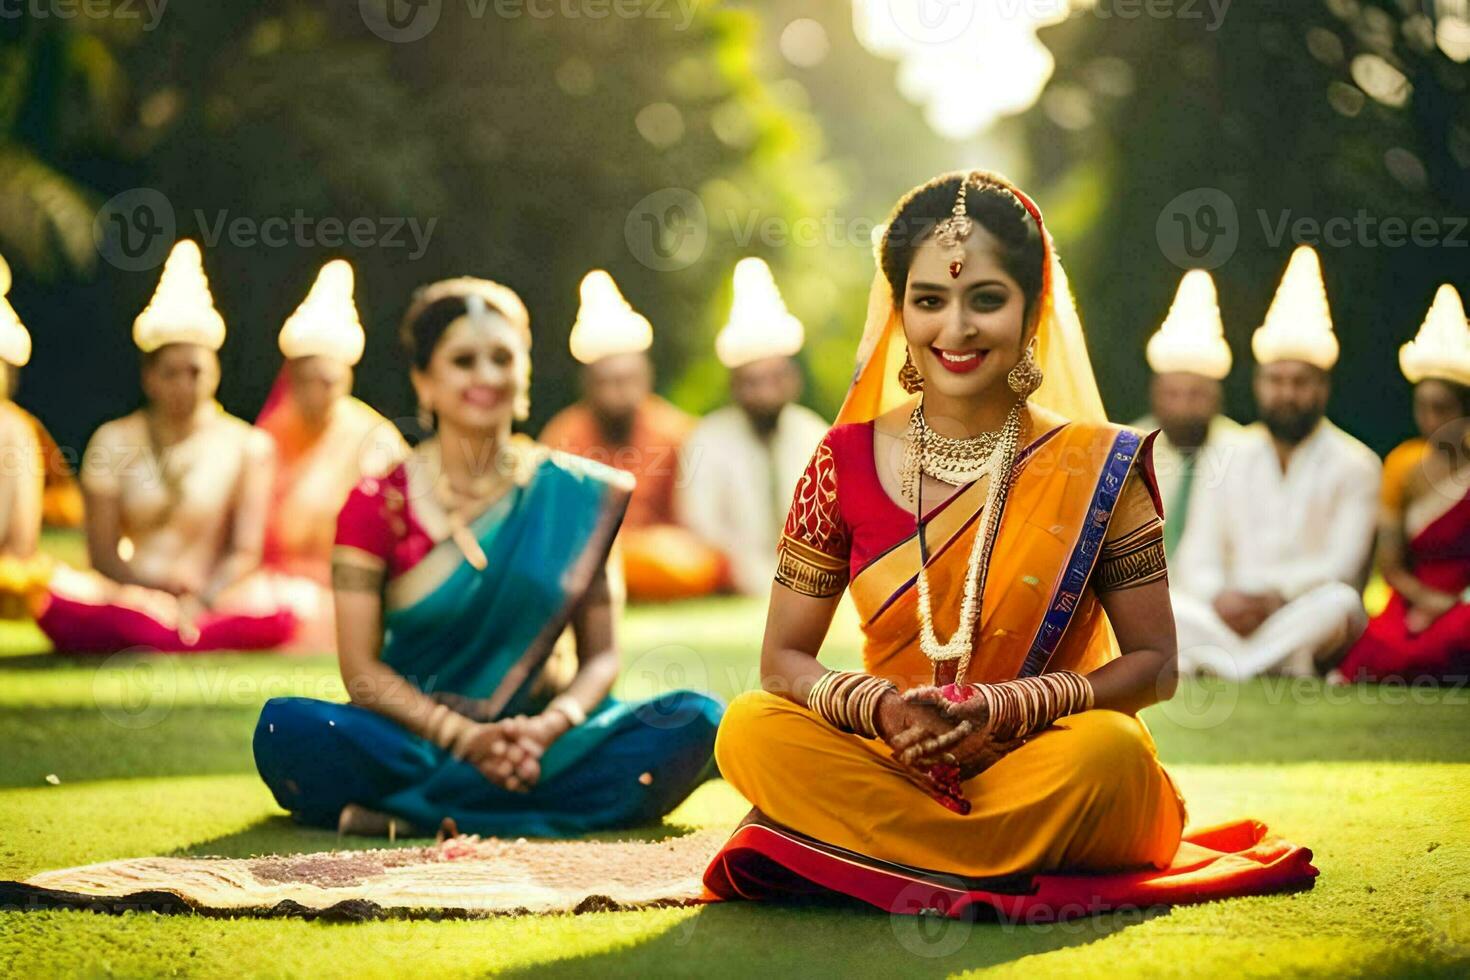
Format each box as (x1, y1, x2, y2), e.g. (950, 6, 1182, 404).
(540, 396, 722, 600)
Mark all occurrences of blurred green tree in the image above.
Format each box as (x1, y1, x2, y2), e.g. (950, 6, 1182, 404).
(0, 9, 144, 280)
(0, 1, 861, 449)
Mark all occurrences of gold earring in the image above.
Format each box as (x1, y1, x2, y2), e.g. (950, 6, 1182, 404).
(417, 400, 434, 431)
(899, 348, 925, 394)
(1007, 338, 1043, 398)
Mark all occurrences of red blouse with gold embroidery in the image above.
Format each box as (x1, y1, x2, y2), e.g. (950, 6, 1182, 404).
(774, 422, 1166, 599)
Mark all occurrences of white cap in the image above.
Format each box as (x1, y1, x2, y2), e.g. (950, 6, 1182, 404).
(1399, 283, 1470, 387)
(0, 254, 32, 368)
(278, 259, 365, 366)
(568, 270, 653, 365)
(132, 240, 226, 353)
(1251, 246, 1339, 370)
(1146, 269, 1232, 380)
(715, 258, 804, 369)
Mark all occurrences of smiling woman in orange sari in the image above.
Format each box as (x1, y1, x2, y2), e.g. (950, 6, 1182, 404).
(704, 172, 1316, 912)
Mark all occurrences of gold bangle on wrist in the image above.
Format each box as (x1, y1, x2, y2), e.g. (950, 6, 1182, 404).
(808, 670, 897, 740)
(426, 703, 475, 752)
(425, 703, 453, 749)
(546, 694, 587, 728)
(976, 670, 1094, 741)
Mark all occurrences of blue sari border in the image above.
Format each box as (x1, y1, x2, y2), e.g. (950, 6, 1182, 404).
(1018, 428, 1142, 679)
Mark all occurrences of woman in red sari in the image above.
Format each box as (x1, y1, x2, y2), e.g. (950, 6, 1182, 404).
(1334, 284, 1470, 684)
(704, 172, 1316, 918)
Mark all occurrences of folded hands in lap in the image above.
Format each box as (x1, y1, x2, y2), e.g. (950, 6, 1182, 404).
(449, 713, 569, 793)
(876, 689, 1022, 783)
(1213, 590, 1285, 637)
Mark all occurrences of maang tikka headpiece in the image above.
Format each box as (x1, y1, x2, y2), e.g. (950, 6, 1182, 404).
(934, 173, 977, 279)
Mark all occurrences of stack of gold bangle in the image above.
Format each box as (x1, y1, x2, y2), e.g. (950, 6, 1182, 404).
(808, 670, 897, 740)
(424, 703, 469, 751)
(546, 693, 587, 728)
(971, 670, 1094, 741)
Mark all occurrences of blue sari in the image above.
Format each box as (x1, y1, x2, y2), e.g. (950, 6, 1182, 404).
(254, 449, 723, 837)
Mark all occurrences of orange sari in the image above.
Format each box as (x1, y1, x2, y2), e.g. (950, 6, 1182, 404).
(715, 414, 1189, 879)
(853, 420, 1151, 690)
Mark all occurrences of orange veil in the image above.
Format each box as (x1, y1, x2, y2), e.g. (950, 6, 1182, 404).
(835, 171, 1108, 427)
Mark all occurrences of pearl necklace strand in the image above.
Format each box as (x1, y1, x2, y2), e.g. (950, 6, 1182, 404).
(912, 401, 1024, 684)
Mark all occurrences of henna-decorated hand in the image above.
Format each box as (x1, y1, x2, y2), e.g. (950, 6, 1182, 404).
(876, 691, 973, 769)
(902, 684, 991, 730)
(912, 728, 1026, 780)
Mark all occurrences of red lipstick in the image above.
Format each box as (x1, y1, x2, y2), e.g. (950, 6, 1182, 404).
(930, 346, 987, 374)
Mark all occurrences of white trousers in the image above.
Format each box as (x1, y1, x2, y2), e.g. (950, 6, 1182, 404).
(1172, 582, 1369, 679)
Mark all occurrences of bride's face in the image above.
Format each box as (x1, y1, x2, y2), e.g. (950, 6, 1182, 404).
(901, 227, 1029, 402)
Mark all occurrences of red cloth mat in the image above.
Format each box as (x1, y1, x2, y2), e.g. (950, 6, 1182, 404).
(701, 815, 1317, 921)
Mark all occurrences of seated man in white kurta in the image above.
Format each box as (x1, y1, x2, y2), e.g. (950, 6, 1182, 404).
(1132, 269, 1242, 563)
(676, 260, 826, 596)
(1171, 247, 1379, 679)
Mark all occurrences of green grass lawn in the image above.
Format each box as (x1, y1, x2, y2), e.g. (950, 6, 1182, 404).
(0, 590, 1467, 978)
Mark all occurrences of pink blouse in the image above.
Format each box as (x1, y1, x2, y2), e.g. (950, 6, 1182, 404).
(334, 463, 436, 578)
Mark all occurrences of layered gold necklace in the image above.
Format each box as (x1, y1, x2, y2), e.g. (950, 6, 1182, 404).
(906, 402, 1024, 685)
(900, 406, 1005, 500)
(424, 439, 526, 572)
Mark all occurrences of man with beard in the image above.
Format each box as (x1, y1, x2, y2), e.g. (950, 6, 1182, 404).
(677, 259, 827, 595)
(541, 270, 723, 600)
(1172, 247, 1379, 678)
(1133, 269, 1241, 562)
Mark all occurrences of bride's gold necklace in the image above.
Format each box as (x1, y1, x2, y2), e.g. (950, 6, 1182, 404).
(900, 406, 1005, 500)
(909, 401, 1024, 685)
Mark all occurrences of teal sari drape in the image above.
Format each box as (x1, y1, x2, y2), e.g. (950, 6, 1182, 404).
(379, 452, 639, 782)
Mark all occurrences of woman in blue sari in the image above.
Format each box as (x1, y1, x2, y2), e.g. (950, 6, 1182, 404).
(254, 277, 722, 838)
